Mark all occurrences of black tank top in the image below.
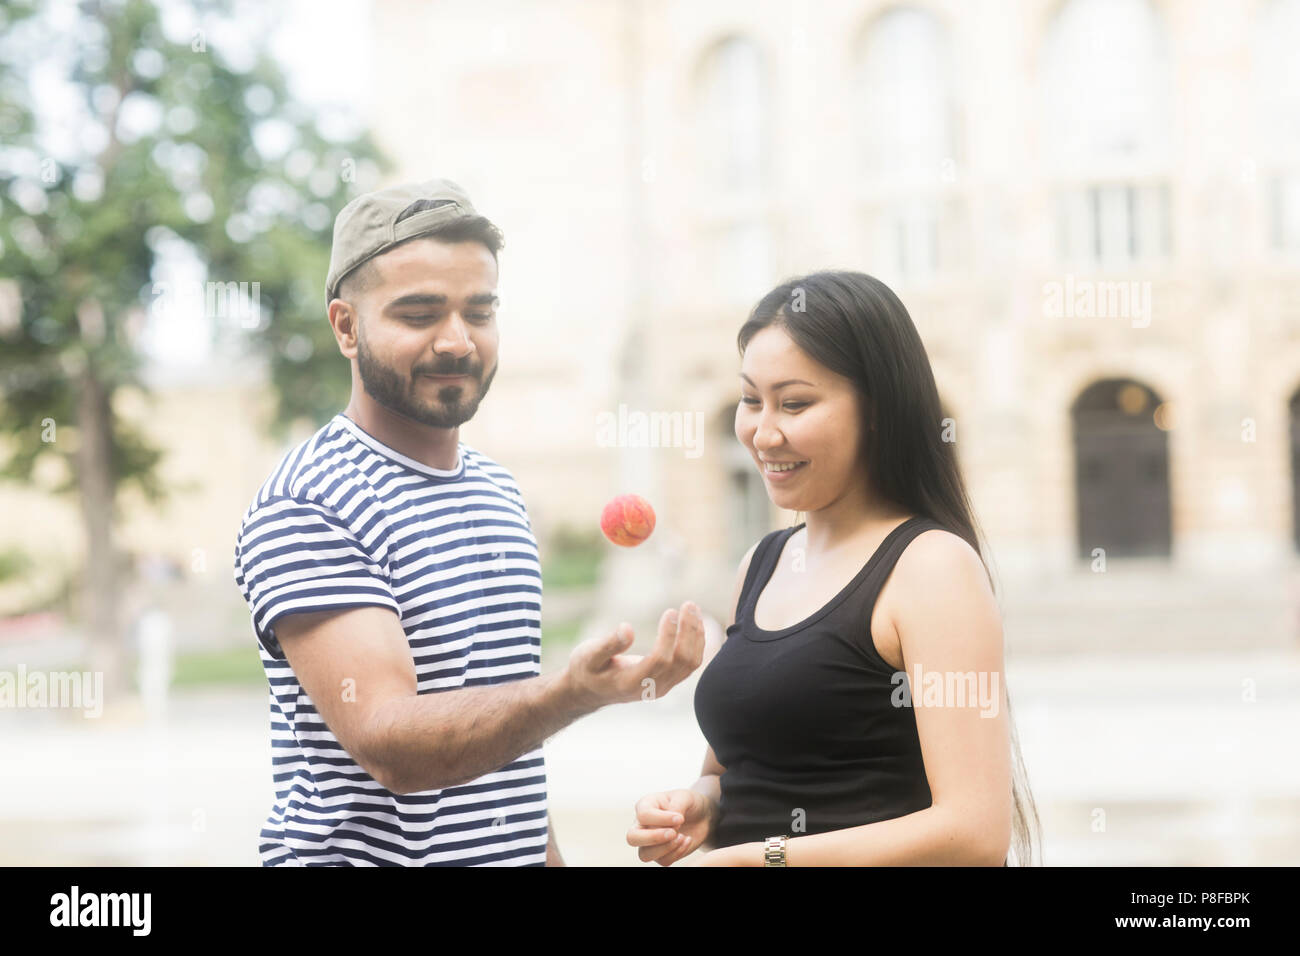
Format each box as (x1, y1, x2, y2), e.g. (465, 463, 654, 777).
(694, 515, 945, 850)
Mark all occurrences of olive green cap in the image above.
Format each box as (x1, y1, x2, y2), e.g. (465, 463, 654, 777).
(326, 178, 482, 301)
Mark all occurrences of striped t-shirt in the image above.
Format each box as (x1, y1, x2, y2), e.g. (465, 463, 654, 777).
(233, 412, 547, 866)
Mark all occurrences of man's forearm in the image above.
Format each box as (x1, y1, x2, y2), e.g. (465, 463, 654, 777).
(371, 667, 596, 794)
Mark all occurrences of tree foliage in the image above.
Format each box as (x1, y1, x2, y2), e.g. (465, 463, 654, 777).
(0, 0, 389, 506)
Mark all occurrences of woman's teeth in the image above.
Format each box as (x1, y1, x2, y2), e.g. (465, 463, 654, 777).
(764, 461, 807, 473)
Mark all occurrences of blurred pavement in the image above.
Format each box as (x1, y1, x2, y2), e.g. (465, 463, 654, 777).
(1, 650, 1297, 866)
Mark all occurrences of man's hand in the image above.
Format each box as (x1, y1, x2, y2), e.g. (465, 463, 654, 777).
(562, 601, 705, 711)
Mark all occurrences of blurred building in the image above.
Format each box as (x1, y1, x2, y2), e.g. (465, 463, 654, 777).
(357, 0, 1300, 650)
(2, 0, 1297, 869)
(7, 0, 1295, 653)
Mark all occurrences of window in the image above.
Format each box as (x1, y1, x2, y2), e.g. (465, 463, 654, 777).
(696, 36, 767, 196)
(1254, 0, 1300, 252)
(858, 7, 960, 282)
(695, 36, 773, 301)
(859, 7, 956, 180)
(1042, 0, 1173, 267)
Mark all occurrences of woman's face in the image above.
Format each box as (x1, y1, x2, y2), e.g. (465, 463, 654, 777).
(735, 323, 870, 514)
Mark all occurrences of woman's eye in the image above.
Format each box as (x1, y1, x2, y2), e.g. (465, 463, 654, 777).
(739, 396, 807, 410)
(466, 312, 493, 322)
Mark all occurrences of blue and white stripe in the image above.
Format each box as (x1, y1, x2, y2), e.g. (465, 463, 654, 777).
(233, 413, 547, 866)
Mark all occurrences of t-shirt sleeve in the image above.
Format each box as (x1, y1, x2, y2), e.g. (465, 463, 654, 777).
(233, 495, 400, 659)
(498, 469, 533, 533)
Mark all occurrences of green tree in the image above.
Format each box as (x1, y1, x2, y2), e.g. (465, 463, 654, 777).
(0, 0, 388, 698)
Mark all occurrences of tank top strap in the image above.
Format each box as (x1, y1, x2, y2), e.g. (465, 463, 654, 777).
(832, 516, 954, 664)
(855, 516, 952, 595)
(733, 525, 801, 623)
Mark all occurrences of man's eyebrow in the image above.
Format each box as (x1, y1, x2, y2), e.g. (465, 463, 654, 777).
(384, 293, 446, 310)
(383, 293, 499, 311)
(739, 373, 815, 388)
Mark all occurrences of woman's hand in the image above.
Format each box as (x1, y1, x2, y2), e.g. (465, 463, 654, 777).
(627, 789, 715, 866)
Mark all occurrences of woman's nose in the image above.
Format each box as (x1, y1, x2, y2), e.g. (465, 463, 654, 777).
(752, 414, 783, 451)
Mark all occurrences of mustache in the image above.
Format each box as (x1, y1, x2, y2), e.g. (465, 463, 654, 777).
(415, 358, 480, 377)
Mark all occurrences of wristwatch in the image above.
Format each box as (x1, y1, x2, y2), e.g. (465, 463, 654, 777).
(763, 834, 788, 867)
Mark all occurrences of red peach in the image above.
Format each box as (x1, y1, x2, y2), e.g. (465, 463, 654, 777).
(600, 494, 656, 547)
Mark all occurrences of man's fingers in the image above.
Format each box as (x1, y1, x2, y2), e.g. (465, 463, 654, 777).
(587, 623, 634, 668)
(648, 602, 705, 691)
(671, 601, 705, 670)
(645, 607, 678, 669)
(638, 602, 705, 687)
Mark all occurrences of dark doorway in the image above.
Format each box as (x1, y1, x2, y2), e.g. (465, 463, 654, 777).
(1071, 378, 1172, 559)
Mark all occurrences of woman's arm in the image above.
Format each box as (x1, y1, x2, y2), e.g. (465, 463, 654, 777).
(699, 529, 1013, 866)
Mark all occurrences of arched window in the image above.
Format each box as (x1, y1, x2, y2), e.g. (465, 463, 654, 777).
(857, 6, 960, 284)
(696, 36, 767, 196)
(694, 36, 772, 302)
(1253, 0, 1300, 252)
(1072, 378, 1173, 559)
(860, 6, 956, 178)
(1042, 0, 1172, 266)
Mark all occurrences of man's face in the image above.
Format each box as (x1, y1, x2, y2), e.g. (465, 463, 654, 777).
(346, 238, 499, 429)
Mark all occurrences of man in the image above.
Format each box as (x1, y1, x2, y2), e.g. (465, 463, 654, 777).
(233, 179, 703, 866)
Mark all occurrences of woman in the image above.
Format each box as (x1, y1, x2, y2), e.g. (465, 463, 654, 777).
(627, 271, 1040, 866)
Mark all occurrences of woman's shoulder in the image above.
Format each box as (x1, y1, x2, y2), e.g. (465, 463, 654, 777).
(891, 521, 996, 608)
(887, 522, 1002, 660)
(895, 522, 985, 576)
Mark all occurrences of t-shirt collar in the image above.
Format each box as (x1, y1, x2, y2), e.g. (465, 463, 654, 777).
(335, 413, 465, 480)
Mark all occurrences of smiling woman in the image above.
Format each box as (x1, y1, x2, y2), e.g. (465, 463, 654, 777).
(629, 271, 1042, 867)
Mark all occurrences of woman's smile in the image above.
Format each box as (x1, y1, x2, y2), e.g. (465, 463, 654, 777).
(760, 457, 809, 480)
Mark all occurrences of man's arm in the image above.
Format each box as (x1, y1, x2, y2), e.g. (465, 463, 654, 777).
(274, 601, 704, 795)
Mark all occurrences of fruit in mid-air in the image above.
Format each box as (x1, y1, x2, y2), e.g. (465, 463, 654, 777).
(600, 494, 656, 547)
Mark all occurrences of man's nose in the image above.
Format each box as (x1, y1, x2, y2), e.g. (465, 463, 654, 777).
(433, 314, 475, 358)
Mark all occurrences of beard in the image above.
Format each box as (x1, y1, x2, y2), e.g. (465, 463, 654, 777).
(356, 327, 497, 429)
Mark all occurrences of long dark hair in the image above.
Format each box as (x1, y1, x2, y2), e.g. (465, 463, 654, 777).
(738, 270, 1042, 866)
